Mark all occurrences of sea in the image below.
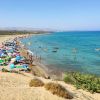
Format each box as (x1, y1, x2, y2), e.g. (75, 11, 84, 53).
(21, 31, 100, 75)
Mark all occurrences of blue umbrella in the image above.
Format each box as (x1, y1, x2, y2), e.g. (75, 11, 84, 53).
(23, 64, 28, 69)
(1, 50, 6, 53)
(10, 64, 15, 69)
(7, 49, 14, 53)
(16, 56, 22, 61)
(0, 51, 4, 57)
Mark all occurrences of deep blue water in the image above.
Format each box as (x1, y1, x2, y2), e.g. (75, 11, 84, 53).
(21, 31, 100, 75)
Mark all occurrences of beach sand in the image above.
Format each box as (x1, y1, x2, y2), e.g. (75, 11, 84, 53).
(0, 35, 100, 100)
(0, 35, 16, 42)
(0, 71, 100, 100)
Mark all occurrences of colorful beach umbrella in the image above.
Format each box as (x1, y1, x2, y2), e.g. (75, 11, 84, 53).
(16, 55, 21, 61)
(9, 63, 15, 69)
(22, 64, 28, 69)
(11, 58, 16, 63)
(0, 51, 4, 57)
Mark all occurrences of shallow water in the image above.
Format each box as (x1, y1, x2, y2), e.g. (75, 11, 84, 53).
(21, 31, 100, 75)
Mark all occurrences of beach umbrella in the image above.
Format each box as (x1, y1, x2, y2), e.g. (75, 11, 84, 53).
(0, 59, 4, 63)
(11, 58, 16, 63)
(12, 52, 16, 56)
(9, 49, 14, 53)
(12, 53, 20, 56)
(9, 63, 15, 69)
(0, 51, 4, 57)
(8, 53, 12, 57)
(16, 55, 22, 61)
(5, 47, 10, 50)
(22, 64, 28, 69)
(6, 48, 14, 53)
(16, 53, 20, 56)
(1, 49, 6, 53)
(0, 52, 3, 55)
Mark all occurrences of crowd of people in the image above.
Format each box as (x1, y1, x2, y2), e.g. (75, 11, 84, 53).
(0, 39, 30, 72)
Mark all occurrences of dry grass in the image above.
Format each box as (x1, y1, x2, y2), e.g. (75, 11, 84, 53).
(29, 78, 44, 87)
(45, 82, 73, 99)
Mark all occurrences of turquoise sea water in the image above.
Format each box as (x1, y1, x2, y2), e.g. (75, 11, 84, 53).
(21, 31, 100, 75)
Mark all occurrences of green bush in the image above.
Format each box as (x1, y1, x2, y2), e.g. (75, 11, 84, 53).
(29, 79, 44, 87)
(64, 72, 100, 93)
(2, 68, 9, 72)
(45, 82, 73, 99)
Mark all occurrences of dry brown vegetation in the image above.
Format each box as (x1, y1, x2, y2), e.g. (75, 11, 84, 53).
(29, 78, 44, 87)
(2, 68, 9, 72)
(44, 82, 73, 99)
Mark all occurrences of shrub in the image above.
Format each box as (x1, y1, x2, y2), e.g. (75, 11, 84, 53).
(29, 79, 44, 87)
(63, 73, 76, 84)
(45, 82, 73, 99)
(64, 72, 100, 93)
(2, 68, 9, 72)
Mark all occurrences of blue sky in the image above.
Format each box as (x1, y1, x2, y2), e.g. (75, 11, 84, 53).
(0, 0, 100, 30)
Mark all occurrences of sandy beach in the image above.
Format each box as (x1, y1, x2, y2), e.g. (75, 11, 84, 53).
(0, 35, 100, 100)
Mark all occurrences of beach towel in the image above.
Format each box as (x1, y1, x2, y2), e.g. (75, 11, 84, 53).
(15, 65, 23, 68)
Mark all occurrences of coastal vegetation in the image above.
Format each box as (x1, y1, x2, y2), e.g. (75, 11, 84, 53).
(2, 68, 9, 72)
(0, 30, 52, 35)
(44, 82, 73, 99)
(29, 78, 44, 87)
(63, 72, 100, 93)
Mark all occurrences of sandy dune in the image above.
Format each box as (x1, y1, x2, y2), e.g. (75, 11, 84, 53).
(0, 72, 66, 100)
(0, 72, 100, 100)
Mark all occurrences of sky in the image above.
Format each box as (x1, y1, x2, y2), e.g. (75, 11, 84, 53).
(0, 0, 100, 31)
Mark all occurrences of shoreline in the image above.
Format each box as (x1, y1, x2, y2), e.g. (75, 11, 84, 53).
(18, 34, 100, 80)
(17, 35, 50, 78)
(1, 34, 99, 79)
(19, 35, 65, 80)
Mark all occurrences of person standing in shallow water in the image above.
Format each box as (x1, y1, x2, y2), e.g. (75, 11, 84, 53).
(30, 54, 33, 64)
(72, 48, 78, 61)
